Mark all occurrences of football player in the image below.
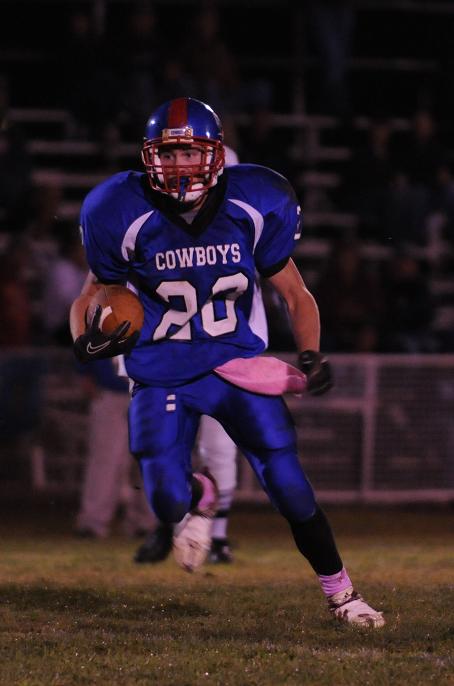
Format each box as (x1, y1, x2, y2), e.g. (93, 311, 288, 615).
(134, 275, 268, 565)
(70, 97, 384, 628)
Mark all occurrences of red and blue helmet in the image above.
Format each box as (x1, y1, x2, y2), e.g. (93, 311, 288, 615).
(141, 97, 225, 203)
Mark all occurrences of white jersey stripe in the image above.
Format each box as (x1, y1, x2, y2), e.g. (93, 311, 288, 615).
(248, 279, 268, 347)
(228, 199, 264, 251)
(120, 210, 154, 260)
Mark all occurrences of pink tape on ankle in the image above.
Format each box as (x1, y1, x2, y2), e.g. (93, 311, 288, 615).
(318, 567, 353, 597)
(194, 473, 216, 512)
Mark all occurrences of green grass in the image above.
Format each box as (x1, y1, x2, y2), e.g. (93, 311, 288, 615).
(0, 504, 453, 685)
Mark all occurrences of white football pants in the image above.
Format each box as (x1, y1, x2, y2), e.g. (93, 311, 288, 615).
(195, 414, 238, 512)
(76, 389, 154, 537)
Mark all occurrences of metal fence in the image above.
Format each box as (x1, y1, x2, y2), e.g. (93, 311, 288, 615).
(1, 349, 453, 504)
(238, 353, 454, 504)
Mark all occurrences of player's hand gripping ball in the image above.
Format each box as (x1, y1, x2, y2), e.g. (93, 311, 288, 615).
(73, 285, 144, 362)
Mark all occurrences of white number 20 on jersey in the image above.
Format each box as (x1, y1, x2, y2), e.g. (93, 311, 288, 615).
(153, 273, 249, 341)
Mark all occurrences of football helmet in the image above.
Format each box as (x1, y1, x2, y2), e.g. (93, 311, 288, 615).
(141, 97, 225, 204)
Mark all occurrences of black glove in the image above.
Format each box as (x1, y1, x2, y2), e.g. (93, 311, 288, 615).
(73, 305, 140, 362)
(298, 350, 333, 396)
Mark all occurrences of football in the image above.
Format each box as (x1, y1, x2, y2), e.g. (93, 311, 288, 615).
(86, 285, 144, 338)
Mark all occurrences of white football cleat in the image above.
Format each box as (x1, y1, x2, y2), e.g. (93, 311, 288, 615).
(329, 587, 385, 628)
(173, 513, 213, 572)
(173, 471, 218, 573)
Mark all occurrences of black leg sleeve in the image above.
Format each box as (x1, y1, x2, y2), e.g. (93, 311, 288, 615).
(289, 505, 343, 576)
(190, 475, 203, 510)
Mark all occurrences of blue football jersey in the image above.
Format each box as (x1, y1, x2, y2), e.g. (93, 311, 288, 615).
(80, 164, 302, 386)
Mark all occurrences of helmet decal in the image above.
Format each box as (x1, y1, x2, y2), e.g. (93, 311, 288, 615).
(162, 126, 193, 141)
(167, 97, 189, 128)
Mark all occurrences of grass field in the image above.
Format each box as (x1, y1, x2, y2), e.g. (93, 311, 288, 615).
(0, 502, 453, 685)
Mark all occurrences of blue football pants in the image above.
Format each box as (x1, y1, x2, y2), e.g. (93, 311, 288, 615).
(129, 372, 316, 524)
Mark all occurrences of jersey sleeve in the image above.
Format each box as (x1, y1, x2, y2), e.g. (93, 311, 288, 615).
(253, 175, 303, 277)
(79, 177, 130, 283)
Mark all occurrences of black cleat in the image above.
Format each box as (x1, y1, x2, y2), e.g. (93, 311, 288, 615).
(208, 538, 234, 564)
(133, 524, 173, 563)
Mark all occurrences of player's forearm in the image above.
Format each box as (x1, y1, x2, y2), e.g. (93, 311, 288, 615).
(70, 295, 90, 341)
(286, 287, 320, 353)
(268, 259, 321, 353)
(69, 270, 102, 341)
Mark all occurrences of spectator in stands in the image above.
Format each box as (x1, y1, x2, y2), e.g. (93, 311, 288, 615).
(342, 117, 395, 241)
(178, 3, 266, 117)
(383, 172, 431, 247)
(304, 0, 355, 119)
(155, 58, 197, 110)
(41, 226, 87, 346)
(382, 253, 436, 353)
(26, 183, 62, 244)
(0, 244, 32, 347)
(429, 163, 454, 246)
(0, 123, 33, 236)
(0, 74, 9, 124)
(393, 109, 445, 191)
(20, 185, 65, 337)
(0, 244, 44, 480)
(384, 108, 445, 246)
(118, 2, 166, 140)
(179, 4, 236, 113)
(60, 9, 122, 142)
(315, 240, 385, 352)
(239, 106, 296, 186)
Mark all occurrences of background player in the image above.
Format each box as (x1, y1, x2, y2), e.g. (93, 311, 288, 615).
(70, 97, 384, 627)
(74, 356, 154, 538)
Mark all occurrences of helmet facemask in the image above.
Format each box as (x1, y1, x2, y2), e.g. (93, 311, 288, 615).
(141, 135, 225, 205)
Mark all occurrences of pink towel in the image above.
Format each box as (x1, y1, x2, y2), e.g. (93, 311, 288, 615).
(214, 356, 307, 396)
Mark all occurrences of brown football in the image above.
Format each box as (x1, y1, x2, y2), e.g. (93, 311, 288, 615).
(86, 285, 144, 338)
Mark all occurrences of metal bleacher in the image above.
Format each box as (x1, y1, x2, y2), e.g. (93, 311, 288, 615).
(2, 1, 451, 227)
(4, 0, 454, 331)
